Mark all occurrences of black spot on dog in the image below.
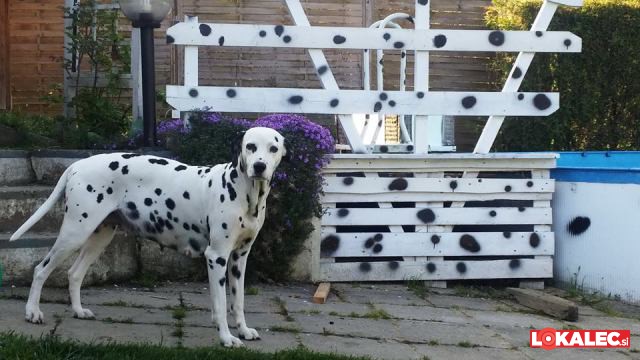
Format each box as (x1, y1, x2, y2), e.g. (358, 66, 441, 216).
(288, 95, 303, 104)
(87, 185, 93, 192)
(220, 194, 225, 203)
(199, 24, 211, 36)
(165, 221, 174, 231)
(512, 67, 522, 79)
(216, 257, 226, 266)
(388, 261, 399, 270)
(222, 223, 227, 230)
(433, 34, 447, 48)
(144, 198, 153, 206)
(456, 262, 467, 273)
(431, 235, 440, 245)
(109, 161, 119, 171)
(183, 222, 190, 230)
(372, 244, 383, 253)
(189, 238, 201, 252)
(96, 193, 103, 203)
(231, 265, 242, 279)
(155, 188, 162, 196)
(165, 198, 175, 210)
(460, 234, 480, 253)
(393, 41, 404, 49)
(218, 36, 225, 46)
(509, 259, 521, 269)
(106, 187, 113, 194)
(167, 212, 172, 220)
(122, 153, 140, 159)
(259, 30, 266, 37)
(529, 233, 540, 248)
(333, 35, 346, 44)
(127, 202, 137, 210)
(321, 235, 340, 256)
(228, 184, 237, 201)
(462, 96, 477, 109)
(219, 277, 226, 286)
(282, 35, 291, 43)
(389, 178, 408, 191)
(488, 30, 505, 46)
(226, 89, 236, 98)
(337, 208, 349, 217)
(274, 25, 284, 36)
(174, 165, 187, 171)
(426, 262, 436, 273)
(232, 252, 239, 262)
(82, 212, 88, 218)
(232, 287, 236, 295)
(149, 158, 169, 165)
(417, 209, 436, 223)
(121, 165, 129, 174)
(359, 262, 372, 272)
(183, 191, 190, 199)
(343, 177, 354, 185)
(567, 217, 591, 235)
(128, 210, 140, 220)
(42, 258, 50, 267)
(230, 169, 238, 183)
(533, 94, 552, 110)
(191, 224, 200, 233)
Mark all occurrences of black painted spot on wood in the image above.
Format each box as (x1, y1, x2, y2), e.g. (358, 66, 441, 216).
(317, 65, 328, 75)
(488, 30, 505, 46)
(512, 67, 522, 79)
(393, 41, 404, 49)
(456, 262, 467, 273)
(364, 237, 375, 249)
(283, 35, 291, 43)
(106, 187, 113, 195)
(519, 207, 526, 212)
(431, 235, 440, 245)
(460, 234, 481, 253)
(529, 233, 540, 248)
(426, 262, 436, 273)
(218, 36, 225, 46)
(288, 95, 303, 104)
(489, 210, 497, 217)
(343, 177, 354, 185)
(533, 94, 551, 110)
(199, 24, 211, 36)
(567, 216, 591, 235)
(503, 231, 512, 238)
(43, 258, 50, 267)
(383, 33, 391, 41)
(508, 259, 521, 269)
(389, 100, 396, 107)
(372, 243, 383, 253)
(418, 0, 428, 5)
(374, 233, 383, 242)
(274, 25, 284, 37)
(374, 101, 382, 112)
(388, 261, 399, 270)
(433, 34, 447, 48)
(333, 35, 346, 44)
(330, 99, 339, 107)
(535, 31, 543, 37)
(389, 178, 408, 191)
(259, 30, 267, 37)
(527, 181, 534, 187)
(379, 92, 388, 101)
(518, 94, 524, 101)
(359, 262, 372, 272)
(321, 235, 340, 256)
(417, 208, 436, 223)
(564, 39, 572, 47)
(449, 180, 458, 190)
(461, 96, 477, 109)
(379, 145, 388, 153)
(505, 185, 512, 192)
(417, 91, 425, 99)
(224, 89, 237, 98)
(337, 208, 349, 217)
(406, 145, 414, 151)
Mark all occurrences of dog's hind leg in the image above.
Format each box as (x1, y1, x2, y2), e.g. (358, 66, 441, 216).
(67, 224, 117, 319)
(25, 217, 103, 324)
(228, 244, 260, 341)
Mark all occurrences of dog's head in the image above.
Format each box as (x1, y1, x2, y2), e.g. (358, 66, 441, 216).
(232, 127, 287, 181)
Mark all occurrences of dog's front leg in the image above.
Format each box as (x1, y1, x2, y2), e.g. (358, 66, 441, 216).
(228, 243, 260, 341)
(204, 245, 243, 347)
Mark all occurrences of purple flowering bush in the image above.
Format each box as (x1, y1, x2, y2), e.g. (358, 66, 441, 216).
(164, 112, 334, 281)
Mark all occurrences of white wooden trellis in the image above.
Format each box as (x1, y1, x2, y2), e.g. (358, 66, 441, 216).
(165, 0, 582, 285)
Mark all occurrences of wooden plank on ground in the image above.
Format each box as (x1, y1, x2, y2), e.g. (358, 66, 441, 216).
(507, 287, 579, 321)
(313, 282, 331, 304)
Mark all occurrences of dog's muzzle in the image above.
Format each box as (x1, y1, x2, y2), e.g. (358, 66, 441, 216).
(252, 161, 267, 179)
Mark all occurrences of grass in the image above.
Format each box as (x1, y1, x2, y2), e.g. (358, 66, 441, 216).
(269, 325, 301, 334)
(172, 307, 187, 321)
(245, 287, 259, 296)
(272, 297, 295, 322)
(453, 285, 510, 300)
(0, 332, 370, 359)
(406, 278, 430, 300)
(457, 341, 478, 348)
(327, 309, 392, 321)
(102, 300, 129, 307)
(102, 317, 134, 324)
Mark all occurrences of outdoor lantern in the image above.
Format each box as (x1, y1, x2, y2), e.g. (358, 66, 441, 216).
(119, 0, 171, 147)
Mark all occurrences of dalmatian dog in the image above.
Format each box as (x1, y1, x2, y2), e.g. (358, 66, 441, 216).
(10, 127, 287, 347)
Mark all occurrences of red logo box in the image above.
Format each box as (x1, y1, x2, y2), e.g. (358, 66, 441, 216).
(531, 328, 630, 350)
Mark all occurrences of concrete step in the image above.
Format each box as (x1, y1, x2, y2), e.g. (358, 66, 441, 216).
(0, 185, 62, 234)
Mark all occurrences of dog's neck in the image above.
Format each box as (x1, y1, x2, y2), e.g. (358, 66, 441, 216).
(226, 160, 270, 219)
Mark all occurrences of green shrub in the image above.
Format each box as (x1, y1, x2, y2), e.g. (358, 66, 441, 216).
(486, 0, 640, 151)
(164, 113, 334, 281)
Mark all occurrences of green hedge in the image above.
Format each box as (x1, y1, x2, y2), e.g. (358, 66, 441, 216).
(486, 0, 640, 151)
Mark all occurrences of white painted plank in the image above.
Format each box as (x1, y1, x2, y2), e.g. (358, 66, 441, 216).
(284, 0, 366, 153)
(183, 16, 199, 87)
(166, 86, 560, 116)
(323, 156, 557, 172)
(413, 0, 429, 154)
(322, 191, 552, 203)
(322, 207, 551, 226)
(324, 177, 553, 194)
(320, 231, 554, 258)
(319, 257, 553, 282)
(166, 23, 582, 53)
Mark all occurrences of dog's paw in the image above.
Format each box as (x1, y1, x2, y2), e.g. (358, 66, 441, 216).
(238, 327, 261, 341)
(25, 307, 44, 324)
(220, 334, 244, 348)
(73, 308, 95, 320)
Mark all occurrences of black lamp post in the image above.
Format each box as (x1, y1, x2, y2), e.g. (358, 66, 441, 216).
(119, 0, 171, 147)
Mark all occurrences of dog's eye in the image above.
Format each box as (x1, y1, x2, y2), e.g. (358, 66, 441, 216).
(246, 144, 257, 152)
(270, 146, 278, 153)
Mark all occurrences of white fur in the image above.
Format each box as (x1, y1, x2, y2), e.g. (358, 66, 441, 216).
(11, 127, 286, 347)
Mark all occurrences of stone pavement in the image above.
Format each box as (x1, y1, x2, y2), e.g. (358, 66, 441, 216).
(1, 282, 639, 360)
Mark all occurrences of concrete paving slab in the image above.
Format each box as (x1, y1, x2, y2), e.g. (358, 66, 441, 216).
(180, 325, 301, 351)
(378, 303, 471, 323)
(80, 288, 180, 309)
(180, 291, 279, 313)
(285, 296, 372, 316)
(88, 304, 174, 326)
(293, 313, 395, 340)
(54, 317, 178, 346)
(394, 319, 513, 348)
(575, 315, 640, 335)
(461, 308, 564, 330)
(182, 308, 289, 330)
(332, 284, 428, 306)
(300, 333, 418, 360)
(427, 294, 506, 311)
(413, 345, 527, 360)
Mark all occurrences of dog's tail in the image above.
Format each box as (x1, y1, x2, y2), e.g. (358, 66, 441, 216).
(10, 166, 71, 241)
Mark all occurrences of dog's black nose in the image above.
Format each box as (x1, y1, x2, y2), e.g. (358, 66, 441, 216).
(253, 162, 267, 175)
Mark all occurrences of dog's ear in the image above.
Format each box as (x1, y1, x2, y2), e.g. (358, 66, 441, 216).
(282, 138, 292, 162)
(230, 130, 245, 168)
